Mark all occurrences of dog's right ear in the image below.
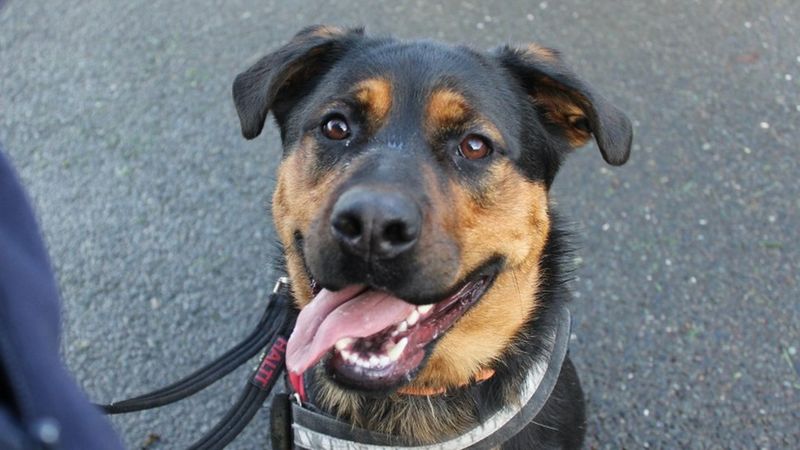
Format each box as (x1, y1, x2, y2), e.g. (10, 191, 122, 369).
(232, 25, 363, 140)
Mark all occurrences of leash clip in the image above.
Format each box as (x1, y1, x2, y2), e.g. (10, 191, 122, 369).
(292, 392, 303, 407)
(273, 276, 291, 294)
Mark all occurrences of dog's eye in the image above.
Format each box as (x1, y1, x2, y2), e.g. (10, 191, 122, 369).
(321, 115, 351, 140)
(458, 135, 492, 160)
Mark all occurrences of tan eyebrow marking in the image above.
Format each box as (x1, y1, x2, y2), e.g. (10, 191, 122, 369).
(425, 89, 471, 133)
(353, 77, 393, 131)
(426, 88, 506, 148)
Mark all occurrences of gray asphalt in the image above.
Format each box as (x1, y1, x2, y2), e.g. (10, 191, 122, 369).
(1, 0, 798, 448)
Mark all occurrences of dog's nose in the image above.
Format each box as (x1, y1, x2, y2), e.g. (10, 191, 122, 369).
(330, 187, 421, 260)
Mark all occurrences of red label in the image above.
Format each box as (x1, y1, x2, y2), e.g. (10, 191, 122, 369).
(252, 337, 287, 390)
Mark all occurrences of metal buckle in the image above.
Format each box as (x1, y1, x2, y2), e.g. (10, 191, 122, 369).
(273, 276, 291, 294)
(292, 392, 303, 407)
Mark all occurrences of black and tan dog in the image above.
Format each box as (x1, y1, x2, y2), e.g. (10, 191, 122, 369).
(233, 25, 632, 449)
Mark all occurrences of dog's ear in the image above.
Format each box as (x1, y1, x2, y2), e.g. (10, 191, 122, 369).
(495, 44, 632, 165)
(232, 25, 364, 140)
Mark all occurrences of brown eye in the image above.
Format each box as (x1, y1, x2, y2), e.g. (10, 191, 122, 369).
(321, 115, 350, 140)
(458, 135, 492, 160)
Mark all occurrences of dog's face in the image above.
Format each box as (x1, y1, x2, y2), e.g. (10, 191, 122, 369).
(233, 26, 631, 393)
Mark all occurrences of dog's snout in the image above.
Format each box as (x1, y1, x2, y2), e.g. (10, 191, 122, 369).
(331, 188, 421, 260)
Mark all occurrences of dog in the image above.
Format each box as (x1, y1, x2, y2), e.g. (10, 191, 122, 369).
(232, 25, 632, 449)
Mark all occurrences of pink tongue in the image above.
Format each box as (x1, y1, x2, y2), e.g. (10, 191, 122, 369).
(286, 286, 416, 375)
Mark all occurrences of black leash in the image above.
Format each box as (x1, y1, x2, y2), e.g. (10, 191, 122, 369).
(96, 278, 296, 450)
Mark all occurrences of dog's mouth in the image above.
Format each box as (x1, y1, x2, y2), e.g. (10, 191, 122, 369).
(285, 261, 499, 391)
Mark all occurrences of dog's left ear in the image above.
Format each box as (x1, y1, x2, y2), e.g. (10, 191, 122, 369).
(233, 25, 364, 140)
(495, 44, 633, 165)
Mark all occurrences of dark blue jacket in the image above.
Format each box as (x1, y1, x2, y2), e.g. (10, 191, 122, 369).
(0, 147, 125, 449)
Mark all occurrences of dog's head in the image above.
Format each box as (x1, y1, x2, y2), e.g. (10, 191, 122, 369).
(233, 26, 631, 393)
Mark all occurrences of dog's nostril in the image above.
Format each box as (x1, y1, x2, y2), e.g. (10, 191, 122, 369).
(332, 213, 362, 240)
(382, 220, 413, 245)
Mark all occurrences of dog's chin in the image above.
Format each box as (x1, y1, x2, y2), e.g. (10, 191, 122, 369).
(310, 260, 501, 394)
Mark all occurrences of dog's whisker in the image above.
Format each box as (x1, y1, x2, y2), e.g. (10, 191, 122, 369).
(531, 419, 560, 432)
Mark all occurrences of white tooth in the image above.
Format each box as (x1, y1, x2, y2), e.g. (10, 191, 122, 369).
(407, 310, 420, 326)
(369, 355, 379, 366)
(335, 338, 354, 351)
(417, 304, 433, 315)
(379, 355, 390, 366)
(397, 321, 408, 332)
(388, 337, 408, 361)
(341, 349, 354, 362)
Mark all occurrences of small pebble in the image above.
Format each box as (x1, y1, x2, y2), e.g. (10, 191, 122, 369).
(759, 121, 770, 129)
(526, 14, 535, 21)
(768, 215, 776, 223)
(786, 74, 793, 81)
(743, 147, 752, 154)
(602, 223, 610, 231)
(699, 219, 707, 226)
(476, 22, 485, 30)
(701, 143, 711, 150)
(643, 409, 650, 417)
(789, 346, 797, 356)
(744, 21, 752, 28)
(539, 2, 548, 9)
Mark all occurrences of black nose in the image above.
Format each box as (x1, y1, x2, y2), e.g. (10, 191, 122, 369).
(330, 187, 421, 260)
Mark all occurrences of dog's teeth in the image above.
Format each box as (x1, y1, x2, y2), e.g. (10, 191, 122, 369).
(379, 355, 390, 366)
(406, 310, 420, 326)
(397, 321, 408, 332)
(388, 337, 408, 361)
(341, 349, 355, 363)
(417, 304, 433, 315)
(369, 355, 380, 366)
(335, 337, 354, 351)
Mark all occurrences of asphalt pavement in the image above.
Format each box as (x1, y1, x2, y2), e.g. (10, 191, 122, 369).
(1, 0, 798, 448)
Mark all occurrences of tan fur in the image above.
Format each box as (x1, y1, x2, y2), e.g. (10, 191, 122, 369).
(425, 89, 506, 147)
(531, 91, 591, 147)
(413, 160, 550, 389)
(518, 45, 593, 148)
(353, 78, 393, 132)
(525, 43, 558, 62)
(305, 25, 347, 39)
(315, 369, 479, 443)
(425, 89, 471, 133)
(272, 136, 345, 308)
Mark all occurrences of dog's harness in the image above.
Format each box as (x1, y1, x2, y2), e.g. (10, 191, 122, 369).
(96, 278, 571, 450)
